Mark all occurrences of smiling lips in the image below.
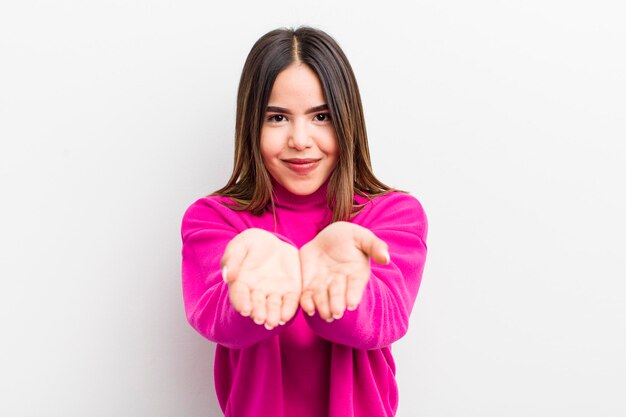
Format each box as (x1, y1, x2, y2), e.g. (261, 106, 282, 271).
(282, 158, 322, 174)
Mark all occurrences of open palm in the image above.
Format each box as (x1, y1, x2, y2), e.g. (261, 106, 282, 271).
(299, 222, 389, 321)
(221, 228, 302, 329)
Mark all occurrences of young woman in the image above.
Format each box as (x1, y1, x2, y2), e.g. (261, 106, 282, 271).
(181, 26, 428, 417)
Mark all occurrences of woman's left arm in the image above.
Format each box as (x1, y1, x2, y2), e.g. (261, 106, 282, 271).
(301, 193, 428, 350)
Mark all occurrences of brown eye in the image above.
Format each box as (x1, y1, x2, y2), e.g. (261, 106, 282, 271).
(315, 113, 331, 122)
(268, 114, 285, 122)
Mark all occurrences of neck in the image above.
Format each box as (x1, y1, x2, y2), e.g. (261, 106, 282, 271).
(270, 176, 331, 211)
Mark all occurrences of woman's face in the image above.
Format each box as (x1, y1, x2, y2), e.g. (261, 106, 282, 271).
(260, 63, 339, 196)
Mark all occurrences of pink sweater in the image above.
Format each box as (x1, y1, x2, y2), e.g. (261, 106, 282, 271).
(180, 178, 428, 417)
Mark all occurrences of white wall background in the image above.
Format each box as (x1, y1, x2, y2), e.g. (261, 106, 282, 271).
(1, 1, 624, 416)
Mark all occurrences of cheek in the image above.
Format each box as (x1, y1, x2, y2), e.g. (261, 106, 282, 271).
(324, 132, 340, 159)
(260, 130, 279, 161)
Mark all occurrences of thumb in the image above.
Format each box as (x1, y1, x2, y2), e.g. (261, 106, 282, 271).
(220, 235, 249, 283)
(354, 227, 390, 266)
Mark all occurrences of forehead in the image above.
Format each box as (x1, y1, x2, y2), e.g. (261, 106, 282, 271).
(268, 63, 325, 106)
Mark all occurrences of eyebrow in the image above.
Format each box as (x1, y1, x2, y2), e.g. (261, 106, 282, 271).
(265, 104, 329, 115)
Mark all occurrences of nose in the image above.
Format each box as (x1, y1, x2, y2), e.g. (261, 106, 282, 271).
(288, 120, 312, 150)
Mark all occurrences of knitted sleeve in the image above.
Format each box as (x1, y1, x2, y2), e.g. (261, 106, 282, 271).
(303, 192, 428, 350)
(180, 197, 294, 349)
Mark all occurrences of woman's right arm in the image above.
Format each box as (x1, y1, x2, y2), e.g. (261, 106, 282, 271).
(181, 198, 298, 349)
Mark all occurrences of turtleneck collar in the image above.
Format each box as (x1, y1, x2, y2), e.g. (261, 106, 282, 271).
(270, 175, 331, 211)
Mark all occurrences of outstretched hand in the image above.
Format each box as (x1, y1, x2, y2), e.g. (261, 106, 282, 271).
(299, 222, 390, 321)
(222, 223, 389, 328)
(221, 228, 302, 330)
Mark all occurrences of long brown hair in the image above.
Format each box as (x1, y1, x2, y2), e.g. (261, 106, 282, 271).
(212, 26, 397, 222)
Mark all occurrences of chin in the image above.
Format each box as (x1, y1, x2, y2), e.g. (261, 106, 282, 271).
(284, 179, 322, 196)
(286, 185, 316, 195)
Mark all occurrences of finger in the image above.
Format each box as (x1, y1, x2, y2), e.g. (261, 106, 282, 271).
(313, 283, 332, 321)
(354, 228, 390, 265)
(251, 289, 267, 325)
(220, 235, 249, 283)
(345, 273, 368, 311)
(300, 289, 316, 317)
(228, 280, 252, 316)
(265, 293, 282, 329)
(281, 291, 299, 324)
(328, 275, 347, 319)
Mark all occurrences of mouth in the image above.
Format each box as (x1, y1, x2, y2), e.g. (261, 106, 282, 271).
(282, 158, 322, 164)
(282, 158, 322, 174)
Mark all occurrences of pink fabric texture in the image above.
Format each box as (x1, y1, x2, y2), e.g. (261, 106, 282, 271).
(180, 178, 428, 417)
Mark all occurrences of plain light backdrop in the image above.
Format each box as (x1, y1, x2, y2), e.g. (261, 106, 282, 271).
(1, 1, 625, 416)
